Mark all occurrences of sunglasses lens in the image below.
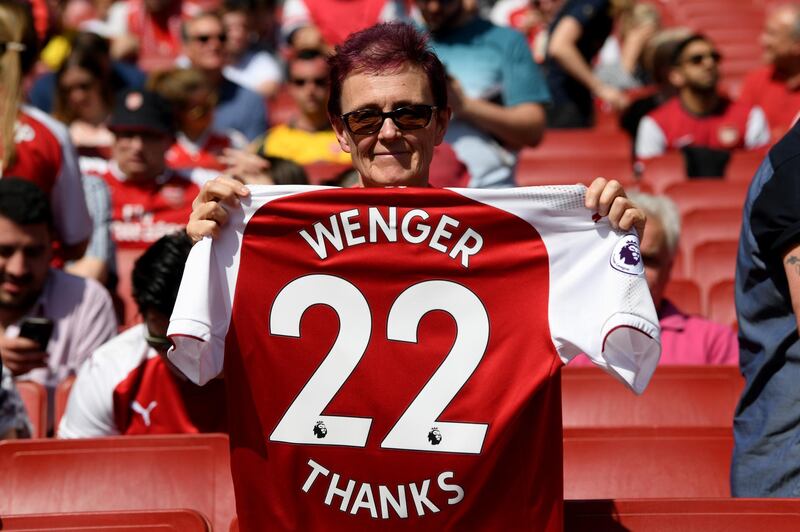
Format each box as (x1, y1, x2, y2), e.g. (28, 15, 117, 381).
(393, 106, 433, 129)
(346, 110, 384, 134)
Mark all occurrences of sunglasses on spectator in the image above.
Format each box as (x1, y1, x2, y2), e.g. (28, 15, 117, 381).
(60, 80, 95, 94)
(290, 77, 328, 88)
(190, 33, 227, 44)
(0, 41, 25, 55)
(682, 51, 722, 65)
(341, 104, 438, 135)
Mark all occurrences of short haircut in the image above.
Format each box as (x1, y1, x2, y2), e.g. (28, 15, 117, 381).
(326, 22, 447, 119)
(132, 232, 193, 317)
(670, 33, 712, 65)
(627, 191, 681, 255)
(0, 178, 53, 228)
(181, 10, 223, 42)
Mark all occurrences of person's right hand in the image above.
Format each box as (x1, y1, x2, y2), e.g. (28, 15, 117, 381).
(595, 83, 630, 112)
(187, 177, 250, 243)
(0, 336, 48, 376)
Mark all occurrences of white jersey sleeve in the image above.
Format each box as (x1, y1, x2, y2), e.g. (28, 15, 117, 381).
(168, 185, 330, 385)
(459, 186, 661, 393)
(58, 325, 150, 438)
(635, 115, 667, 160)
(23, 106, 92, 246)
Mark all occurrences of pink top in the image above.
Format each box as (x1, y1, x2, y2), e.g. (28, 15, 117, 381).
(5, 269, 118, 389)
(570, 299, 739, 366)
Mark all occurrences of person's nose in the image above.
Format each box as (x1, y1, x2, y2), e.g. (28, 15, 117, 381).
(377, 115, 401, 140)
(5, 249, 29, 278)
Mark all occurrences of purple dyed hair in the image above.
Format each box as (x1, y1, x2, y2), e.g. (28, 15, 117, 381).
(326, 22, 448, 120)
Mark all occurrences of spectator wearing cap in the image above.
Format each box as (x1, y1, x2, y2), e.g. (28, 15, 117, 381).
(101, 89, 199, 250)
(635, 33, 770, 174)
(179, 10, 268, 141)
(0, 178, 117, 431)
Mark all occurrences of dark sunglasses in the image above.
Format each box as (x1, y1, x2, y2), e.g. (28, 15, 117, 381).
(682, 51, 722, 66)
(290, 77, 328, 88)
(145, 331, 172, 353)
(0, 41, 25, 56)
(191, 33, 227, 44)
(341, 104, 437, 135)
(60, 81, 95, 94)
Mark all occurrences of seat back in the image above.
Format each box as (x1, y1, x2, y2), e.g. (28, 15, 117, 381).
(562, 365, 742, 429)
(708, 278, 737, 330)
(663, 278, 702, 316)
(664, 180, 749, 215)
(565, 498, 800, 532)
(0, 434, 235, 532)
(680, 211, 742, 274)
(692, 240, 739, 299)
(0, 509, 211, 531)
(14, 381, 47, 439)
(563, 427, 733, 499)
(53, 376, 76, 432)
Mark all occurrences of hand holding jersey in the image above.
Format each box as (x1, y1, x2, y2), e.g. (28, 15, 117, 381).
(173, 22, 657, 531)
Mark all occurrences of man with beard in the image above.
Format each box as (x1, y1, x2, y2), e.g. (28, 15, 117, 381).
(635, 34, 769, 165)
(0, 179, 116, 429)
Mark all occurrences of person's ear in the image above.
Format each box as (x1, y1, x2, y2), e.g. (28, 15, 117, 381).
(668, 67, 685, 88)
(331, 116, 353, 154)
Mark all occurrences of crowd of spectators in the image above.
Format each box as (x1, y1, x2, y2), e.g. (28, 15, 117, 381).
(0, 0, 799, 504)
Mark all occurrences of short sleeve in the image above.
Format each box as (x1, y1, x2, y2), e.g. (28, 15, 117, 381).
(57, 354, 119, 438)
(635, 115, 667, 159)
(562, 0, 610, 26)
(501, 29, 550, 106)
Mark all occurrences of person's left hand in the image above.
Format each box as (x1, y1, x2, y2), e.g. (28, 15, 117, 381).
(585, 177, 646, 238)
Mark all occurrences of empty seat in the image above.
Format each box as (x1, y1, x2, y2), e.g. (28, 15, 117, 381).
(53, 376, 75, 432)
(520, 130, 630, 160)
(663, 278, 702, 316)
(664, 180, 749, 215)
(692, 240, 739, 298)
(638, 152, 687, 193)
(726, 150, 767, 182)
(515, 157, 634, 187)
(0, 509, 211, 531)
(680, 211, 742, 273)
(563, 427, 733, 499)
(14, 380, 46, 439)
(562, 365, 742, 429)
(708, 278, 737, 329)
(0, 434, 236, 532)
(565, 498, 800, 531)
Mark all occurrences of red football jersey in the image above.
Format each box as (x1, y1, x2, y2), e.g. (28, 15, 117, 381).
(169, 186, 660, 531)
(101, 165, 199, 249)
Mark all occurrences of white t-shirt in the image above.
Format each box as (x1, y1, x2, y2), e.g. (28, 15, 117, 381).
(168, 185, 660, 530)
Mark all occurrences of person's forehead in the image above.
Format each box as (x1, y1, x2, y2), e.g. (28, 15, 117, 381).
(188, 16, 222, 34)
(290, 57, 329, 77)
(682, 39, 714, 56)
(340, 66, 434, 111)
(0, 217, 49, 244)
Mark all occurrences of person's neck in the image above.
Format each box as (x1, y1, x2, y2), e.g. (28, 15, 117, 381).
(182, 125, 207, 142)
(679, 88, 719, 115)
(0, 306, 29, 331)
(294, 112, 330, 132)
(776, 57, 800, 85)
(202, 68, 223, 86)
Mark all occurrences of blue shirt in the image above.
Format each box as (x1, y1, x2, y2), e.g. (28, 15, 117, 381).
(732, 122, 800, 496)
(428, 17, 550, 188)
(214, 79, 269, 142)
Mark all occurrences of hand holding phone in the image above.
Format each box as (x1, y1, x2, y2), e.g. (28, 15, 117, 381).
(0, 318, 52, 376)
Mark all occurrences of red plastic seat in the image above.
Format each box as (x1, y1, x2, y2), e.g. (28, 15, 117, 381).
(708, 279, 738, 329)
(565, 498, 800, 531)
(0, 509, 211, 531)
(563, 427, 733, 499)
(53, 376, 75, 432)
(14, 381, 46, 439)
(664, 180, 749, 215)
(521, 130, 630, 160)
(562, 365, 742, 429)
(726, 150, 767, 182)
(638, 152, 687, 193)
(515, 156, 634, 187)
(680, 211, 742, 274)
(0, 434, 236, 532)
(663, 278, 702, 316)
(692, 240, 739, 300)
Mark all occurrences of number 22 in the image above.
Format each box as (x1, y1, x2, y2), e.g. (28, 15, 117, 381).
(269, 275, 489, 454)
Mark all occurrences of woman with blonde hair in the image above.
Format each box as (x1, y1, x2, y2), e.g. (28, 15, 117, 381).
(0, 0, 91, 261)
(149, 67, 247, 185)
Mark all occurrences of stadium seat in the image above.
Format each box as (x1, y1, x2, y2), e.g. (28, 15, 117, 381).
(727, 150, 767, 182)
(520, 129, 630, 160)
(638, 153, 687, 193)
(663, 180, 749, 215)
(562, 365, 742, 429)
(0, 509, 211, 531)
(680, 210, 742, 273)
(663, 278, 702, 316)
(515, 156, 634, 187)
(707, 279, 738, 329)
(692, 240, 739, 300)
(0, 434, 236, 532)
(115, 247, 146, 329)
(564, 498, 800, 531)
(14, 381, 46, 439)
(563, 427, 733, 499)
(53, 376, 75, 432)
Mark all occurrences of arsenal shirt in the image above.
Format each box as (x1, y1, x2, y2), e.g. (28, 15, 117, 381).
(168, 185, 660, 531)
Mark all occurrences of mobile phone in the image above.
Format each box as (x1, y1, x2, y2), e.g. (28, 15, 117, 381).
(18, 317, 54, 349)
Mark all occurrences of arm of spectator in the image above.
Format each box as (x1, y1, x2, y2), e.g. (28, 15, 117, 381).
(745, 106, 770, 149)
(69, 279, 117, 375)
(548, 16, 629, 110)
(0, 336, 48, 377)
(187, 176, 251, 243)
(65, 175, 114, 284)
(450, 77, 546, 149)
(783, 243, 800, 333)
(634, 115, 667, 159)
